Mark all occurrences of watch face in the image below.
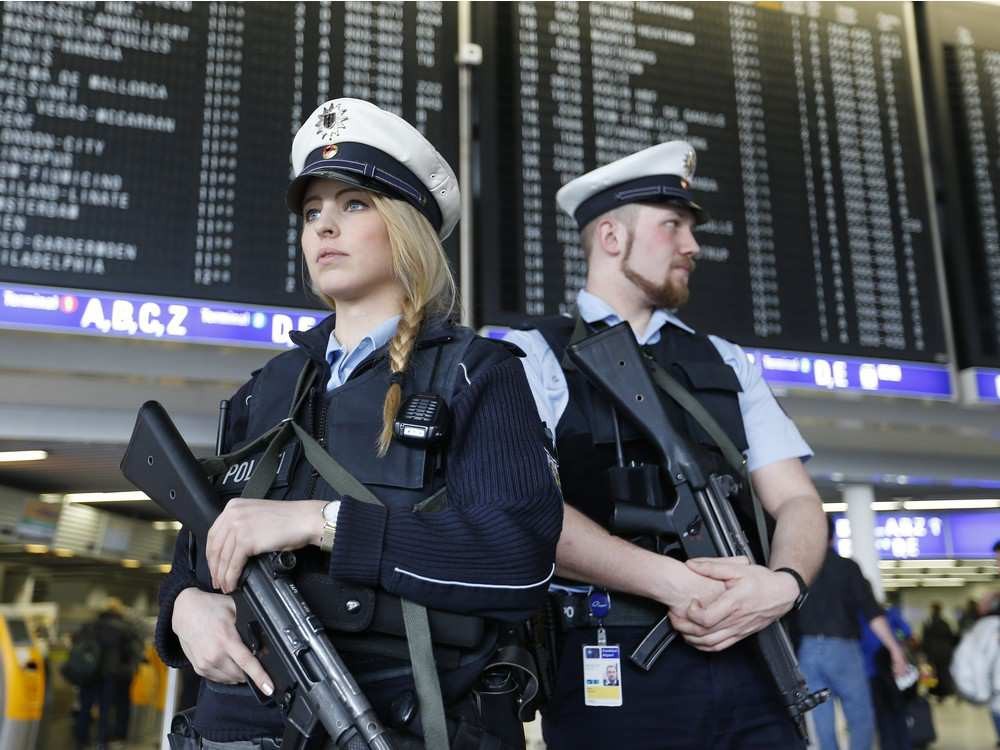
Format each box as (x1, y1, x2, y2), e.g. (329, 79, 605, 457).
(322, 501, 340, 523)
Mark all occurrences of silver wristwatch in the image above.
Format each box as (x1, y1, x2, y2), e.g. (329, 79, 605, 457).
(319, 500, 341, 552)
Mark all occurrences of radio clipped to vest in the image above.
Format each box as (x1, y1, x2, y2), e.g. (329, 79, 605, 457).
(393, 393, 451, 448)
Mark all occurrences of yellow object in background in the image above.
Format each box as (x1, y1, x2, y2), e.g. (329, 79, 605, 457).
(129, 643, 163, 708)
(0, 615, 44, 722)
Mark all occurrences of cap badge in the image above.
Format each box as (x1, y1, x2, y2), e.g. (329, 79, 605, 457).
(682, 149, 696, 180)
(315, 101, 349, 142)
(322, 144, 339, 159)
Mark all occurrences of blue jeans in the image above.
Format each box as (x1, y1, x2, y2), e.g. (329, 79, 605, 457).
(73, 678, 115, 749)
(798, 636, 875, 750)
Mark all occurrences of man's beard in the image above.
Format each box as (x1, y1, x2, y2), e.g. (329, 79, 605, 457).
(620, 236, 695, 309)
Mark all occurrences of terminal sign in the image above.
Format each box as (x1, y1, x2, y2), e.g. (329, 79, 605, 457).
(1, 283, 319, 349)
(833, 511, 1000, 560)
(874, 514, 946, 559)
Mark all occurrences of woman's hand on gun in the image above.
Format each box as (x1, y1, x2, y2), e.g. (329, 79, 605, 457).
(205, 498, 327, 593)
(172, 587, 274, 695)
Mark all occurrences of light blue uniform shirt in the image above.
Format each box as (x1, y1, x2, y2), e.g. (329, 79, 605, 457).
(503, 290, 811, 472)
(325, 315, 401, 391)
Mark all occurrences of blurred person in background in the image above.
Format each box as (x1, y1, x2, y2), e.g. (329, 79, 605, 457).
(922, 602, 956, 701)
(950, 540, 1000, 748)
(71, 598, 143, 750)
(959, 599, 982, 637)
(797, 518, 909, 750)
(860, 591, 915, 750)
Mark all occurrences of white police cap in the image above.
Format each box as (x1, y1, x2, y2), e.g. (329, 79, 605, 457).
(287, 98, 460, 240)
(556, 141, 707, 229)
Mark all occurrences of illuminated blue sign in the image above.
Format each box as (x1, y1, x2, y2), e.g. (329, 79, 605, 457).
(743, 349, 953, 400)
(950, 512, 1000, 558)
(969, 368, 1000, 404)
(0, 283, 322, 348)
(835, 510, 999, 560)
(480, 326, 954, 399)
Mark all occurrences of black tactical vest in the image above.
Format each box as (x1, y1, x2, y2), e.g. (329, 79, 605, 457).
(527, 315, 764, 557)
(191, 316, 528, 738)
(199, 316, 481, 638)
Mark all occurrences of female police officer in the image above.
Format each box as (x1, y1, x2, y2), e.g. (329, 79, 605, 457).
(154, 99, 562, 749)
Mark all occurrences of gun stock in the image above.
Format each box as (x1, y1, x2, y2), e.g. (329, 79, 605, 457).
(567, 325, 706, 489)
(121, 401, 220, 541)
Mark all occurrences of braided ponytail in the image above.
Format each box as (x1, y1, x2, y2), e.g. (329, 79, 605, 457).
(378, 298, 424, 455)
(365, 193, 457, 457)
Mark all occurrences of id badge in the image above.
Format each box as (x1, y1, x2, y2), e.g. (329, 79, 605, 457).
(582, 644, 623, 707)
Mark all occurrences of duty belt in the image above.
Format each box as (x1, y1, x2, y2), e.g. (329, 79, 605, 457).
(550, 590, 663, 631)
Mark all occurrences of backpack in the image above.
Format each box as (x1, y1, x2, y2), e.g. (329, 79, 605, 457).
(61, 624, 103, 686)
(950, 614, 1000, 704)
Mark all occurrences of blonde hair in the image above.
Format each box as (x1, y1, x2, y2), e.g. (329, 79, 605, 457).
(307, 191, 457, 456)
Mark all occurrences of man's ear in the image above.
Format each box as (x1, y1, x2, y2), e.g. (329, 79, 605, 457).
(594, 217, 625, 257)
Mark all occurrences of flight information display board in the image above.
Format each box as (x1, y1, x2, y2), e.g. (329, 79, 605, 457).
(0, 1, 458, 308)
(919, 3, 1000, 369)
(477, 1, 949, 365)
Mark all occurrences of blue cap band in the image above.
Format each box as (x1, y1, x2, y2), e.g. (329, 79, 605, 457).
(287, 142, 443, 232)
(573, 174, 707, 229)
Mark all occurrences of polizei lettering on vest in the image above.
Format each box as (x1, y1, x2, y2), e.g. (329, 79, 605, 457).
(223, 459, 256, 485)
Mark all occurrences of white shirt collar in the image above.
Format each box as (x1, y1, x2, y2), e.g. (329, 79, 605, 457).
(576, 289, 695, 345)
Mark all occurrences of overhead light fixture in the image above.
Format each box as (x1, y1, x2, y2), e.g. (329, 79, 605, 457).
(902, 499, 1000, 510)
(63, 491, 149, 503)
(53, 548, 74, 558)
(157, 563, 172, 574)
(153, 521, 182, 531)
(893, 559, 958, 568)
(0, 450, 48, 463)
(24, 544, 48, 554)
(872, 501, 903, 511)
(917, 578, 966, 586)
(121, 559, 141, 568)
(825, 499, 1000, 513)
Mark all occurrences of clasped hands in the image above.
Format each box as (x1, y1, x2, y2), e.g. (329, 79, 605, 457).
(667, 556, 799, 653)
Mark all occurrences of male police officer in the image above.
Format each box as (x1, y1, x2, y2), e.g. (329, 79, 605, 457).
(505, 141, 828, 748)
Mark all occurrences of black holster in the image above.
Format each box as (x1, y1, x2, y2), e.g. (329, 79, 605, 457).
(166, 708, 199, 750)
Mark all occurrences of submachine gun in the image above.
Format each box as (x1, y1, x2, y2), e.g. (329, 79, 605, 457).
(121, 401, 393, 750)
(566, 323, 828, 738)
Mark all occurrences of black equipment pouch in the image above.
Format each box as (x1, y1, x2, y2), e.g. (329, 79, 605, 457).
(478, 624, 541, 722)
(389, 690, 522, 750)
(166, 708, 199, 750)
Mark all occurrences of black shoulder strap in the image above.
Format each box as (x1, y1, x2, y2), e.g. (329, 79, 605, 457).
(644, 357, 771, 564)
